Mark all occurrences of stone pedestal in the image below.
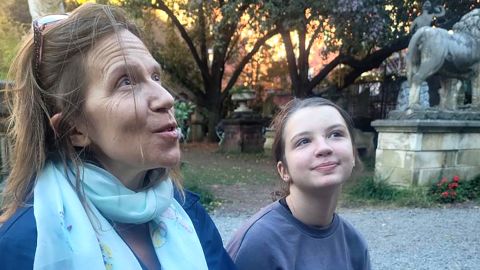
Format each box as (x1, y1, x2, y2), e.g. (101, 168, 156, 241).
(372, 119, 480, 186)
(219, 112, 265, 153)
(189, 110, 206, 142)
(263, 128, 275, 154)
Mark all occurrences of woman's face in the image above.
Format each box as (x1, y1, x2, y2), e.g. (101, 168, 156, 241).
(75, 30, 180, 189)
(277, 105, 355, 193)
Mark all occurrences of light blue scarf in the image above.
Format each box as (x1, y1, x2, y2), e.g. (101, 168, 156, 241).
(33, 161, 208, 270)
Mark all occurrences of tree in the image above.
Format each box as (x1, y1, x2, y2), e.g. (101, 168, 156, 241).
(261, 0, 480, 97)
(117, 0, 279, 141)
(0, 0, 29, 79)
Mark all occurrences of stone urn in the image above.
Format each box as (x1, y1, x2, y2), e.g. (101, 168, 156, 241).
(231, 89, 255, 113)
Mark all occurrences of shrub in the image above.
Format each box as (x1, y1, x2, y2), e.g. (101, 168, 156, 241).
(345, 176, 433, 208)
(429, 175, 480, 203)
(347, 176, 400, 201)
(429, 176, 461, 203)
(457, 175, 480, 201)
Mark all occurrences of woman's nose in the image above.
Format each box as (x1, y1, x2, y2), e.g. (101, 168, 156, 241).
(147, 82, 174, 113)
(314, 137, 333, 157)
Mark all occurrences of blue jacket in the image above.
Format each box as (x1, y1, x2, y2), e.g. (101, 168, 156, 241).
(0, 189, 236, 270)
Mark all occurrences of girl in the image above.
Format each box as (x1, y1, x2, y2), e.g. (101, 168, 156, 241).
(227, 97, 371, 270)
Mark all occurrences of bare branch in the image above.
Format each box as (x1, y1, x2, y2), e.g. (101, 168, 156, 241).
(222, 28, 280, 101)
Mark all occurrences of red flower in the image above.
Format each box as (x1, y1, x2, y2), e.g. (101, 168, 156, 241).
(448, 183, 459, 189)
(441, 191, 449, 198)
(453, 176, 460, 182)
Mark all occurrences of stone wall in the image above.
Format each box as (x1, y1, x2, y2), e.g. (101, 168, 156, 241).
(372, 119, 480, 186)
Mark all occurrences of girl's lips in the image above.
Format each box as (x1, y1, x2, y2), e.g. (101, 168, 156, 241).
(312, 162, 338, 172)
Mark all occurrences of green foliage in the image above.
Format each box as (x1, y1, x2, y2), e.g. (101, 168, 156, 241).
(347, 176, 400, 201)
(174, 100, 195, 124)
(0, 0, 28, 79)
(457, 175, 480, 201)
(346, 174, 480, 207)
(344, 176, 433, 208)
(174, 100, 195, 140)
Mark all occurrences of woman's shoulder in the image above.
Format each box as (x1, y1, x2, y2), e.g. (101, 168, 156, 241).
(0, 205, 37, 269)
(0, 205, 36, 240)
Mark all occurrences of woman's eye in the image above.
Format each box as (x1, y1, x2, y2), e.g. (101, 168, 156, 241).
(117, 75, 133, 88)
(152, 73, 161, 81)
(295, 138, 311, 147)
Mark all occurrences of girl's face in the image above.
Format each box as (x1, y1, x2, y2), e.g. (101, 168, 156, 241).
(73, 30, 180, 189)
(277, 105, 355, 193)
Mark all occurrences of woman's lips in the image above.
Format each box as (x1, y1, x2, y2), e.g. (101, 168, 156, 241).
(154, 126, 180, 140)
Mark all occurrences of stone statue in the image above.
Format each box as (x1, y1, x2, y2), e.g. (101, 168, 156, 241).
(410, 1, 445, 33)
(28, 0, 65, 20)
(406, 8, 480, 110)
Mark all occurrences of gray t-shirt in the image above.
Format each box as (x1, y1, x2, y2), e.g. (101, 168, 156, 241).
(227, 200, 371, 270)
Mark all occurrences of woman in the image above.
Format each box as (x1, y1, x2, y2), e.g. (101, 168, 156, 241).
(227, 97, 371, 270)
(0, 3, 234, 270)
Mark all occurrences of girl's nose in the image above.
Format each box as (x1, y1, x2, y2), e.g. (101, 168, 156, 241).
(314, 137, 333, 157)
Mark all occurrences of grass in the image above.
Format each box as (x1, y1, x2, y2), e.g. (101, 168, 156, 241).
(342, 178, 434, 208)
(182, 183, 221, 212)
(180, 149, 278, 210)
(181, 153, 276, 186)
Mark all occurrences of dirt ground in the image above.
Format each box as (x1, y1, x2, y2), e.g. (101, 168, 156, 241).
(181, 143, 279, 216)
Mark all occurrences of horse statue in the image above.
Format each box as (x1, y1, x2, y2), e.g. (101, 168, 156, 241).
(406, 8, 480, 110)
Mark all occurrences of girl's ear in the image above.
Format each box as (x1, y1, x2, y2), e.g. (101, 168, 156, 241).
(50, 113, 91, 147)
(277, 161, 290, 183)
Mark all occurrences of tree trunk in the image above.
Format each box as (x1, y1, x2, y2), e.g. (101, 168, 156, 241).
(206, 106, 222, 142)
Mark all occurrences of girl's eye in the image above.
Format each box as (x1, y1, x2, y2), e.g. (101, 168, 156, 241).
(152, 73, 161, 81)
(295, 138, 311, 147)
(329, 130, 345, 139)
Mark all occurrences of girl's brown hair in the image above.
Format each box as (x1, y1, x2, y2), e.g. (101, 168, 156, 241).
(270, 97, 362, 196)
(0, 3, 178, 221)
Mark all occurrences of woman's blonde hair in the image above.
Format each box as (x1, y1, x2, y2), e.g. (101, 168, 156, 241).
(0, 3, 180, 221)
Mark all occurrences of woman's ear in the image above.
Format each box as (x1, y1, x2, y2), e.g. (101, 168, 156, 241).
(50, 113, 91, 147)
(277, 161, 290, 183)
(49, 113, 63, 138)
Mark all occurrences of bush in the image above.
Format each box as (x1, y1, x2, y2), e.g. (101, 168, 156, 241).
(345, 176, 433, 208)
(429, 175, 480, 203)
(458, 175, 480, 200)
(429, 176, 461, 203)
(347, 176, 400, 201)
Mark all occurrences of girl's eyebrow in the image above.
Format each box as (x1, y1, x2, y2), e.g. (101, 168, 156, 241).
(326, 124, 347, 132)
(290, 131, 311, 144)
(289, 124, 348, 143)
